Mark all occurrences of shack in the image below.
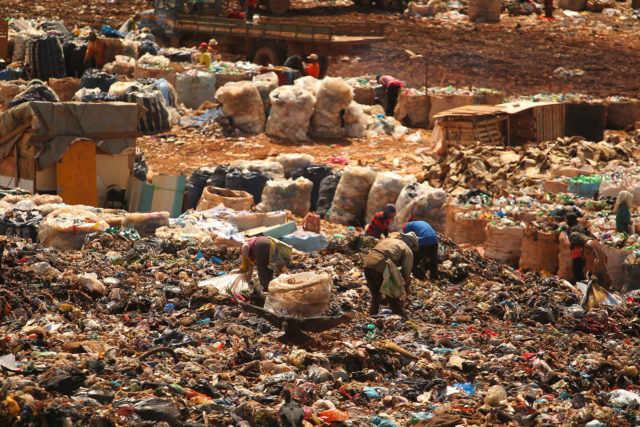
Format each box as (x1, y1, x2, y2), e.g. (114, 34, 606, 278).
(499, 101, 565, 145)
(0, 101, 143, 207)
(432, 104, 509, 148)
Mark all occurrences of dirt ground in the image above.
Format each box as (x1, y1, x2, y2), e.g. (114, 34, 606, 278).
(6, 0, 640, 175)
(6, 0, 640, 98)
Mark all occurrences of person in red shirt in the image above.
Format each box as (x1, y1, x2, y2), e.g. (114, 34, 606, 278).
(365, 204, 396, 238)
(246, 0, 258, 22)
(304, 54, 320, 78)
(376, 74, 404, 116)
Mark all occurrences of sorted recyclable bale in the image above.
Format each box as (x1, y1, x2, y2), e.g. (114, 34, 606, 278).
(216, 81, 266, 134)
(108, 81, 139, 98)
(601, 245, 631, 290)
(266, 85, 316, 142)
(344, 102, 370, 138)
(0, 81, 23, 111)
(103, 55, 136, 77)
(231, 160, 284, 180)
(291, 164, 333, 212)
(25, 35, 66, 81)
(253, 72, 279, 109)
(9, 82, 60, 108)
(329, 166, 377, 226)
(451, 211, 490, 245)
(38, 208, 109, 250)
(394, 89, 430, 128)
(365, 172, 416, 224)
(225, 170, 270, 204)
(558, 231, 574, 282)
(485, 220, 524, 266)
(256, 177, 313, 217)
(175, 71, 216, 109)
(276, 153, 316, 178)
(519, 226, 560, 273)
(197, 186, 254, 211)
(122, 212, 170, 237)
(567, 175, 601, 199)
(264, 272, 332, 317)
(310, 77, 353, 139)
(316, 171, 343, 218)
(186, 167, 217, 210)
(393, 182, 447, 233)
(123, 90, 171, 134)
(80, 68, 119, 92)
(48, 77, 80, 101)
(294, 76, 321, 96)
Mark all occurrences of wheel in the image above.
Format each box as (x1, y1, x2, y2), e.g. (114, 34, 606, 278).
(266, 0, 290, 15)
(353, 0, 373, 5)
(253, 46, 282, 66)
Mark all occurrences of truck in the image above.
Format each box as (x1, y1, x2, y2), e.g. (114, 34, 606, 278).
(140, 0, 385, 75)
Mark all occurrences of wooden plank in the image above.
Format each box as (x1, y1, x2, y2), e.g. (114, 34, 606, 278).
(56, 140, 98, 206)
(0, 19, 7, 61)
(0, 123, 31, 146)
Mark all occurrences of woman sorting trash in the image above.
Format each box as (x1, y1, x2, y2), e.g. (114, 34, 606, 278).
(238, 236, 292, 291)
(569, 231, 612, 289)
(614, 190, 633, 234)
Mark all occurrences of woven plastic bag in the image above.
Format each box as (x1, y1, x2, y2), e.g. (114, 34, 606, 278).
(256, 177, 313, 217)
(310, 77, 353, 139)
(264, 272, 332, 317)
(216, 80, 266, 134)
(365, 172, 416, 224)
(38, 208, 109, 250)
(266, 85, 316, 142)
(392, 182, 447, 232)
(328, 166, 377, 226)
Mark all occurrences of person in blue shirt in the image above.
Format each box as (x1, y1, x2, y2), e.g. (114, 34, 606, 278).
(402, 220, 439, 280)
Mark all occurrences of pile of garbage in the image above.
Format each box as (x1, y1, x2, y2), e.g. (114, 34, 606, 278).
(2, 210, 640, 425)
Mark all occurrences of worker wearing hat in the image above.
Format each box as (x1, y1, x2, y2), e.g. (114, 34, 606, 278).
(363, 231, 417, 317)
(198, 42, 212, 69)
(304, 53, 320, 78)
(208, 38, 218, 55)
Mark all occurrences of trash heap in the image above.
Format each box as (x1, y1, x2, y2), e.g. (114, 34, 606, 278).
(1, 216, 640, 425)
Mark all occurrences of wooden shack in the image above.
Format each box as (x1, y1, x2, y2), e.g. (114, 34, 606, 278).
(0, 101, 143, 207)
(499, 101, 565, 144)
(432, 104, 509, 147)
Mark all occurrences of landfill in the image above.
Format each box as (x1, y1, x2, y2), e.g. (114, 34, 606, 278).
(2, 0, 640, 425)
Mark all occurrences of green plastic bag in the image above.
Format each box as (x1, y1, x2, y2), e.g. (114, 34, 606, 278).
(380, 260, 405, 299)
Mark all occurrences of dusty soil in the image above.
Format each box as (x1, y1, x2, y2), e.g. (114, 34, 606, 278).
(6, 0, 640, 98)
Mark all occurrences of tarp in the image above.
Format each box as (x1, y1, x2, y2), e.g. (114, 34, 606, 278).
(0, 101, 143, 168)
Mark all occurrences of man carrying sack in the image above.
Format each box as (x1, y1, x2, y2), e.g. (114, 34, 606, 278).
(363, 231, 418, 317)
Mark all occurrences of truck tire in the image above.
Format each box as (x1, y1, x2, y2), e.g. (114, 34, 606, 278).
(266, 0, 290, 15)
(254, 46, 282, 66)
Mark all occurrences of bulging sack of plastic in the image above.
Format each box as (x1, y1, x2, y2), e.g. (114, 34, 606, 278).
(216, 81, 266, 134)
(13, 29, 44, 62)
(266, 85, 316, 142)
(48, 77, 80, 102)
(329, 166, 377, 226)
(265, 272, 332, 317)
(103, 55, 136, 76)
(392, 182, 447, 232)
(175, 71, 216, 109)
(122, 212, 170, 237)
(231, 160, 284, 179)
(137, 52, 170, 68)
(197, 186, 254, 211)
(276, 153, 316, 178)
(344, 102, 369, 138)
(253, 72, 279, 108)
(365, 172, 416, 224)
(394, 90, 430, 128)
(294, 76, 321, 96)
(38, 208, 109, 250)
(519, 226, 559, 273)
(310, 77, 353, 139)
(198, 273, 250, 295)
(256, 177, 313, 217)
(108, 81, 139, 98)
(484, 221, 524, 267)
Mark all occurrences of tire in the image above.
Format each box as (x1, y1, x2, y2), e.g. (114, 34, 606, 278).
(253, 46, 282, 66)
(266, 0, 290, 15)
(354, 0, 373, 5)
